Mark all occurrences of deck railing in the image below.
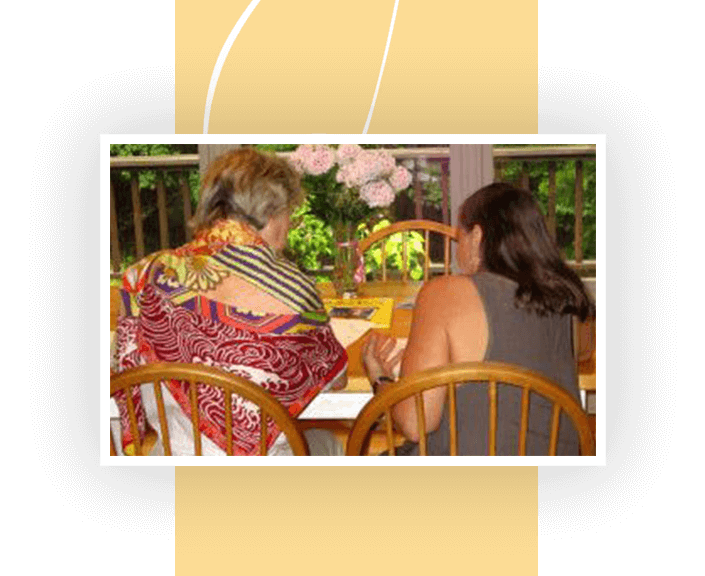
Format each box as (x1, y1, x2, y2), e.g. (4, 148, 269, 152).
(109, 154, 199, 274)
(110, 145, 596, 277)
(494, 145, 596, 274)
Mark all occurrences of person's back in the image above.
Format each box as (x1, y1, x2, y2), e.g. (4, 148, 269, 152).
(363, 182, 593, 457)
(113, 220, 347, 455)
(395, 272, 579, 455)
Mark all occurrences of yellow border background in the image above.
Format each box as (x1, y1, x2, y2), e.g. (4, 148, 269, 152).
(177, 467, 537, 573)
(176, 0, 537, 134)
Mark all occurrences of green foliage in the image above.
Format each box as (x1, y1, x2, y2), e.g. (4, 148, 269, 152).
(275, 143, 419, 281)
(498, 159, 596, 260)
(303, 169, 370, 224)
(285, 212, 426, 281)
(285, 200, 334, 275)
(358, 220, 426, 281)
(402, 160, 444, 209)
(253, 144, 298, 153)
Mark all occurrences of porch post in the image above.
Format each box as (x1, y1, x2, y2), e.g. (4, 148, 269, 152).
(449, 144, 494, 270)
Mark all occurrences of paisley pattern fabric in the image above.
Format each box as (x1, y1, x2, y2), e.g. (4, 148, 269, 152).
(113, 220, 347, 455)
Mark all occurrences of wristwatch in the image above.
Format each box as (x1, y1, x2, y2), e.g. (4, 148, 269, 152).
(372, 375, 395, 393)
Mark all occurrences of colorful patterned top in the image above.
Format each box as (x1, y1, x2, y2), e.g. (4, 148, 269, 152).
(113, 220, 347, 455)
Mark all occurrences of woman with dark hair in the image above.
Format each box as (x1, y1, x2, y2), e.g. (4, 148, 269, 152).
(362, 183, 594, 455)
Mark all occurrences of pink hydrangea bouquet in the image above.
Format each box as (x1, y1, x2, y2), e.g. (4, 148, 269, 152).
(289, 144, 411, 218)
(288, 144, 412, 294)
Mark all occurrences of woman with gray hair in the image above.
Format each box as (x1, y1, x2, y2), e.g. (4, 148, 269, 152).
(113, 148, 347, 456)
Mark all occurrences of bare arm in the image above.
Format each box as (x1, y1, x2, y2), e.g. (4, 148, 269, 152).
(365, 276, 488, 442)
(390, 278, 453, 441)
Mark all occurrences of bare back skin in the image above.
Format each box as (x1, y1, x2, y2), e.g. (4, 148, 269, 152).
(444, 276, 489, 365)
(202, 276, 297, 315)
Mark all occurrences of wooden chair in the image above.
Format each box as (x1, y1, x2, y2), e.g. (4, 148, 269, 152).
(357, 220, 459, 282)
(572, 316, 597, 440)
(346, 362, 595, 456)
(110, 285, 121, 331)
(110, 362, 310, 456)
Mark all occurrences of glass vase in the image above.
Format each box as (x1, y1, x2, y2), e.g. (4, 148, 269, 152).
(331, 221, 360, 298)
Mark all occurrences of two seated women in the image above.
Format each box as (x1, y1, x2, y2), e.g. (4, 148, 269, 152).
(113, 148, 594, 456)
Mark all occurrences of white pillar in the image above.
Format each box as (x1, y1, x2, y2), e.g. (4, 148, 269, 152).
(449, 144, 494, 270)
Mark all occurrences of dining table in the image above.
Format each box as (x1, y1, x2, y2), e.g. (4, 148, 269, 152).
(295, 281, 416, 419)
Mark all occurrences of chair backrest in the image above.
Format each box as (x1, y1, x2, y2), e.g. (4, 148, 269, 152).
(346, 361, 595, 456)
(110, 285, 121, 331)
(110, 362, 310, 456)
(357, 220, 458, 282)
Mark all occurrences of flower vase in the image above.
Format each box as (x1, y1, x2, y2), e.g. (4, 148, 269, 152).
(332, 222, 362, 298)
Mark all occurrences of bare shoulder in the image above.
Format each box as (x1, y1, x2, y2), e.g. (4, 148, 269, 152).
(427, 276, 488, 362)
(411, 275, 487, 363)
(417, 275, 481, 310)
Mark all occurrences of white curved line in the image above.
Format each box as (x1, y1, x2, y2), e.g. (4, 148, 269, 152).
(203, 0, 262, 134)
(363, 0, 399, 134)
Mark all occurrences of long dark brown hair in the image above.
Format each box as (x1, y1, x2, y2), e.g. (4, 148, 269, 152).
(459, 183, 594, 321)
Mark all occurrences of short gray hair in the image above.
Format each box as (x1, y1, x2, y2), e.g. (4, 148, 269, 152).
(190, 148, 303, 233)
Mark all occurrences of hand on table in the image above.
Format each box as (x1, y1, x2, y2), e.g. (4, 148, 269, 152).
(361, 331, 404, 386)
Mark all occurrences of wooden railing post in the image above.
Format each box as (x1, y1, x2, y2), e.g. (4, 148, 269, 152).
(574, 160, 584, 264)
(414, 159, 423, 219)
(180, 172, 193, 241)
(521, 162, 530, 192)
(110, 178, 121, 273)
(156, 172, 170, 250)
(440, 158, 450, 225)
(494, 159, 503, 183)
(547, 161, 557, 240)
(130, 173, 145, 259)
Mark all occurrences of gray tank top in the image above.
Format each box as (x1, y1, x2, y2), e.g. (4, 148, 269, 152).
(395, 271, 580, 456)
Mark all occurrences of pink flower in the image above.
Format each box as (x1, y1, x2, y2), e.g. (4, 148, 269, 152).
(304, 145, 336, 175)
(291, 145, 403, 212)
(288, 145, 312, 173)
(389, 165, 412, 190)
(372, 149, 396, 177)
(349, 149, 396, 186)
(336, 144, 363, 164)
(354, 152, 380, 185)
(289, 144, 335, 175)
(335, 164, 353, 186)
(360, 180, 395, 208)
